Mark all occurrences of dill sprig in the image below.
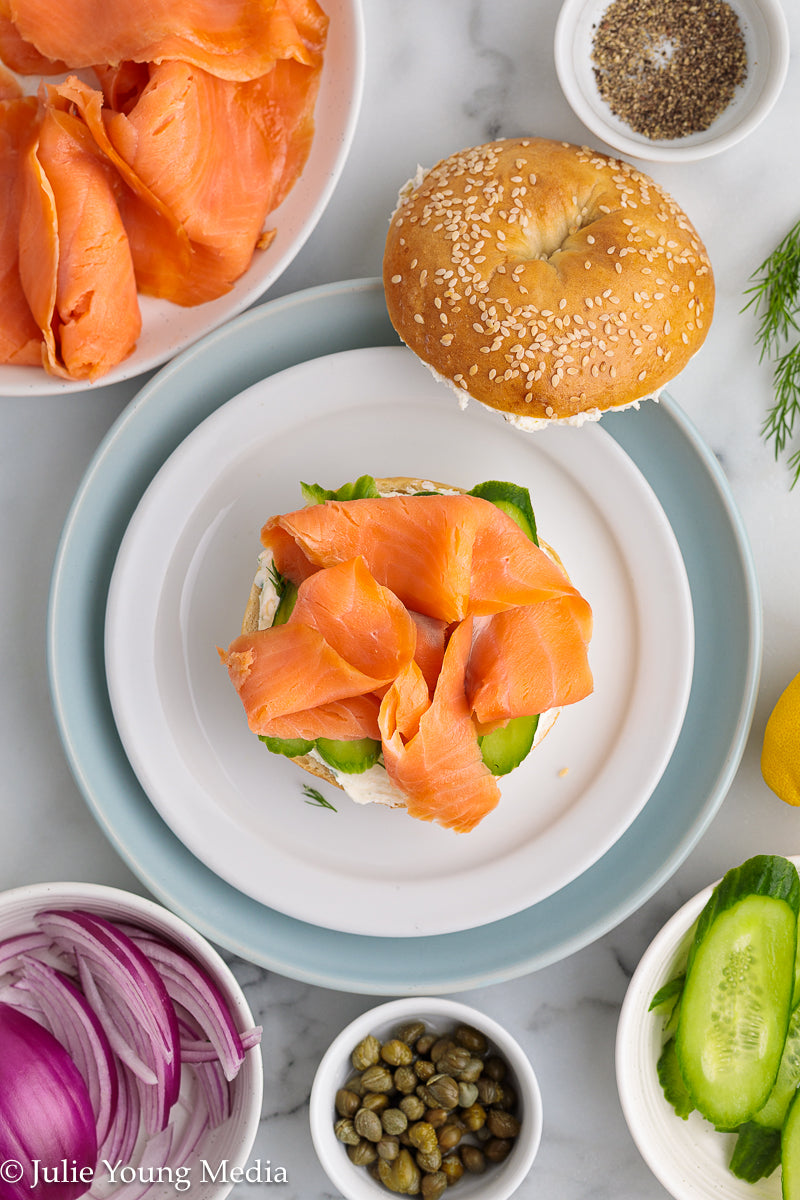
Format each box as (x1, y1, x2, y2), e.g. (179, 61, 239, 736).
(302, 785, 337, 811)
(743, 217, 800, 487)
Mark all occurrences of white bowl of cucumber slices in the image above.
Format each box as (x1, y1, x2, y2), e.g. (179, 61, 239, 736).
(616, 854, 800, 1200)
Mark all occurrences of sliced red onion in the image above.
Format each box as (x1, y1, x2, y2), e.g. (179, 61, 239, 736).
(100, 1055, 141, 1167)
(0, 1003, 97, 1200)
(127, 931, 261, 1080)
(108, 1124, 174, 1200)
(0, 908, 257, 1200)
(17, 956, 118, 1149)
(37, 912, 179, 1067)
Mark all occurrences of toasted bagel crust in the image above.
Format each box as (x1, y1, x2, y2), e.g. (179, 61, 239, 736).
(383, 138, 715, 423)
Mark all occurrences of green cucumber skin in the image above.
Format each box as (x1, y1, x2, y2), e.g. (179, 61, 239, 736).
(259, 734, 314, 758)
(675, 856, 800, 1130)
(729, 1121, 781, 1183)
(657, 1037, 694, 1119)
(783, 1086, 800, 1200)
(467, 480, 538, 545)
(753, 1002, 800, 1129)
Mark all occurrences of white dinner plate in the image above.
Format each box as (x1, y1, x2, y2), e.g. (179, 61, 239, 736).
(0, 0, 364, 395)
(104, 344, 694, 939)
(615, 857, 800, 1200)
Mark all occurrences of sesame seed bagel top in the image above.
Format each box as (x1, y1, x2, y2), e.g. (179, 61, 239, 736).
(382, 137, 715, 424)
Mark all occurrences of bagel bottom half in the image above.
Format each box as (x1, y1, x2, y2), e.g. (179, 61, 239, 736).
(240, 476, 567, 806)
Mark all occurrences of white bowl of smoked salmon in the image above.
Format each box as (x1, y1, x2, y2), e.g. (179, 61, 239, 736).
(309, 995, 543, 1200)
(0, 0, 363, 393)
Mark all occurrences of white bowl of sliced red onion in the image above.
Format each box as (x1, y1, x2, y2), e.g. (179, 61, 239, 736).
(0, 881, 262, 1200)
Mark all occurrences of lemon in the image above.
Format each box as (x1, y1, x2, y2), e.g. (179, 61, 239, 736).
(762, 671, 800, 806)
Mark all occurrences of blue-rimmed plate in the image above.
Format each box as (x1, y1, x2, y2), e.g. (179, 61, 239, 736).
(47, 278, 761, 992)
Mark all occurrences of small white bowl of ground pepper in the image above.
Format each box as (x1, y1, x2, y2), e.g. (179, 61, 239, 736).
(308, 996, 543, 1200)
(554, 0, 789, 161)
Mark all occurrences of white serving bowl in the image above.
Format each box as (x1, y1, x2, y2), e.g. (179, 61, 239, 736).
(0, 0, 365, 396)
(554, 0, 789, 161)
(615, 858, 800, 1199)
(309, 996, 543, 1200)
(0, 881, 263, 1200)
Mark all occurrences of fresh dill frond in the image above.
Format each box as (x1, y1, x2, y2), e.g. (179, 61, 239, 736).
(302, 785, 337, 811)
(267, 559, 286, 591)
(743, 216, 800, 486)
(743, 221, 800, 361)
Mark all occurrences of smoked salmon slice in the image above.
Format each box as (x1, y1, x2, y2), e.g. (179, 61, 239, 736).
(226, 490, 594, 833)
(263, 494, 589, 622)
(5, 0, 316, 82)
(380, 617, 502, 834)
(0, 93, 41, 364)
(17, 89, 141, 381)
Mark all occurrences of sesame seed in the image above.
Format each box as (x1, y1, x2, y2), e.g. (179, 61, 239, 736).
(391, 274, 401, 283)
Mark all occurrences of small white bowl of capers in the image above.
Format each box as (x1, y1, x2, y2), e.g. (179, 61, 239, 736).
(309, 996, 543, 1200)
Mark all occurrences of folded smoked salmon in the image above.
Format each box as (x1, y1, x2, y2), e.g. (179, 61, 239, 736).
(220, 476, 593, 834)
(0, 0, 328, 379)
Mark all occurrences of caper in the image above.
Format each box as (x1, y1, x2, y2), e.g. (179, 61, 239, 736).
(394, 1066, 418, 1094)
(484, 1137, 513, 1163)
(378, 1148, 420, 1194)
(348, 1139, 378, 1167)
(415, 1033, 436, 1056)
(476, 1077, 501, 1105)
(407, 1121, 439, 1156)
(382, 1108, 408, 1137)
(436, 1122, 463, 1153)
(334, 1117, 360, 1145)
(423, 1107, 448, 1129)
(381, 1038, 414, 1067)
(362, 1064, 394, 1093)
(378, 1135, 401, 1162)
(484, 1054, 507, 1082)
(460, 1102, 487, 1131)
(335, 1087, 361, 1118)
(456, 1055, 484, 1083)
(420, 1170, 447, 1200)
(454, 1023, 488, 1055)
(361, 1091, 390, 1115)
(457, 1081, 478, 1108)
(429, 1037, 453, 1063)
(414, 1059, 435, 1082)
(352, 1035, 381, 1071)
(345, 1074, 367, 1097)
(461, 1144, 487, 1174)
(422, 1074, 459, 1110)
(399, 1095, 426, 1121)
(440, 1153, 464, 1184)
(495, 1081, 518, 1111)
(415, 1147, 442, 1173)
(486, 1108, 521, 1139)
(355, 1108, 384, 1142)
(434, 1043, 471, 1075)
(395, 1020, 426, 1047)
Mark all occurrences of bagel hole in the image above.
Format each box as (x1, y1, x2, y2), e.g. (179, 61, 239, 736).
(504, 184, 606, 266)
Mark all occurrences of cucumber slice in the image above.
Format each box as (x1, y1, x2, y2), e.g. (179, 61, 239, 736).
(479, 715, 539, 776)
(729, 1121, 781, 1183)
(657, 1037, 694, 1119)
(272, 580, 297, 626)
(675, 855, 800, 1130)
(752, 1001, 800, 1129)
(783, 1086, 800, 1200)
(468, 480, 538, 544)
(259, 734, 314, 758)
(315, 737, 381, 774)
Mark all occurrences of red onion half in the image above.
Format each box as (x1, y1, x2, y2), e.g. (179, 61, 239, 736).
(0, 1003, 98, 1200)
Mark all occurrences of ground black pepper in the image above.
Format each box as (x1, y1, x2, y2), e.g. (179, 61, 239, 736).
(590, 0, 748, 140)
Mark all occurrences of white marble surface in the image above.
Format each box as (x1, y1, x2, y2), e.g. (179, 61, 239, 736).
(2, 1, 800, 1197)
